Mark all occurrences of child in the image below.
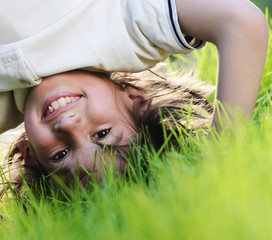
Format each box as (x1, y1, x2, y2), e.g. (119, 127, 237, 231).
(0, 0, 268, 133)
(0, 0, 269, 196)
(0, 67, 213, 197)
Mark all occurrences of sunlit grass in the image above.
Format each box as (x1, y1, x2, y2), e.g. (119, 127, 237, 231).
(0, 13, 271, 240)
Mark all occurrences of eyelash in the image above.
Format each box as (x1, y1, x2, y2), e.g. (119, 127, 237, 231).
(94, 128, 111, 139)
(50, 129, 111, 161)
(51, 148, 70, 161)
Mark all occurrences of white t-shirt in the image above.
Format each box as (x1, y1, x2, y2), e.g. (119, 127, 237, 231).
(0, 0, 205, 133)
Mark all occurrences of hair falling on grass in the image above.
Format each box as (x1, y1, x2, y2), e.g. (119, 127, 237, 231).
(0, 0, 268, 204)
(0, 66, 214, 200)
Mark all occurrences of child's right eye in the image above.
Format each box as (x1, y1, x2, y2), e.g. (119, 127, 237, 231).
(51, 148, 70, 161)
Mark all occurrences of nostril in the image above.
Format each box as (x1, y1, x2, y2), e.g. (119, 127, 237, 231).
(54, 114, 81, 132)
(54, 117, 63, 130)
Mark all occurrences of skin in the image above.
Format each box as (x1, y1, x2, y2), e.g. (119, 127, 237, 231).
(17, 0, 268, 181)
(175, 0, 269, 129)
(19, 71, 145, 179)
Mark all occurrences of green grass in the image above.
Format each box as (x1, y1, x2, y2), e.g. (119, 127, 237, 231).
(253, 0, 272, 12)
(0, 13, 272, 240)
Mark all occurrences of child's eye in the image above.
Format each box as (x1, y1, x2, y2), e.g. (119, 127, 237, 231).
(94, 129, 111, 139)
(51, 148, 70, 161)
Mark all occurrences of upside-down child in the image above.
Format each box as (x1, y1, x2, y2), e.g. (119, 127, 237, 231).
(0, 0, 268, 196)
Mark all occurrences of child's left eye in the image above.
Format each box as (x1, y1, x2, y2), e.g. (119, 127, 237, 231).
(51, 148, 70, 161)
(94, 129, 111, 139)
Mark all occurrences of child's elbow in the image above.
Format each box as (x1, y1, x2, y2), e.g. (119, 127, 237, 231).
(250, 9, 269, 43)
(216, 3, 269, 48)
(239, 6, 269, 45)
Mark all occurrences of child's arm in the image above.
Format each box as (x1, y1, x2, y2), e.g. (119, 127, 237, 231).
(175, 0, 269, 129)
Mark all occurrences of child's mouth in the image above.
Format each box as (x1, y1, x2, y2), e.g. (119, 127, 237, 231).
(47, 96, 75, 113)
(42, 94, 82, 120)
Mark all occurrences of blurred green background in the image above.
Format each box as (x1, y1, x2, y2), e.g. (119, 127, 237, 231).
(252, 0, 272, 11)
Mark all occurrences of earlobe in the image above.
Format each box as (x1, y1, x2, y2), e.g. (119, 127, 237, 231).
(140, 101, 151, 116)
(18, 140, 37, 164)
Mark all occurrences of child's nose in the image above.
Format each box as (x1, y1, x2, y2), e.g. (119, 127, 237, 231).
(54, 114, 84, 140)
(53, 114, 92, 147)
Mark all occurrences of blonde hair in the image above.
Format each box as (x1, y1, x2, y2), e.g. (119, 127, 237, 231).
(0, 66, 213, 199)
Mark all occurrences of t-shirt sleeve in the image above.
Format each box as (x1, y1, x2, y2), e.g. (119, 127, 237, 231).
(167, 0, 205, 50)
(0, 91, 24, 134)
(122, 0, 205, 55)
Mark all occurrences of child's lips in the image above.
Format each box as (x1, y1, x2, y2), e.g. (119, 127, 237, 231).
(42, 93, 82, 121)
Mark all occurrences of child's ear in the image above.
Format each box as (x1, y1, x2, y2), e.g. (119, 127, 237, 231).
(124, 85, 150, 116)
(124, 85, 145, 100)
(18, 140, 37, 164)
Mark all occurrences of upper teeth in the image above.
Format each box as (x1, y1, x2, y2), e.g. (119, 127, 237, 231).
(48, 97, 74, 112)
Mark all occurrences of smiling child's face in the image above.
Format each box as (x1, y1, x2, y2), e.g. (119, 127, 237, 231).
(23, 71, 140, 180)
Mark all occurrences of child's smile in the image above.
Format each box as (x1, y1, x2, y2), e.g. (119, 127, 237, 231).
(42, 94, 82, 120)
(22, 70, 142, 180)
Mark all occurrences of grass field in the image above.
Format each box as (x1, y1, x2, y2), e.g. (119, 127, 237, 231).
(0, 11, 271, 240)
(253, 0, 272, 12)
